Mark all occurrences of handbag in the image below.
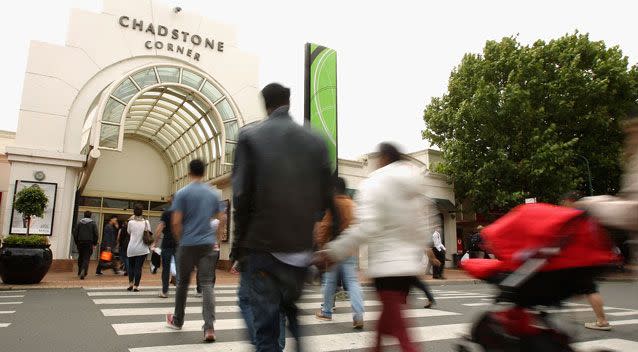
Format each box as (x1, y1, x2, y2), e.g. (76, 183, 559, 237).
(142, 220, 154, 246)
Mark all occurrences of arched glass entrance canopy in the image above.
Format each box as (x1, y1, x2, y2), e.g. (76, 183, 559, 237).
(89, 65, 240, 191)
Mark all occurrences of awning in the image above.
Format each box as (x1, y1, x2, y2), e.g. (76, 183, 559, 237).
(433, 198, 456, 212)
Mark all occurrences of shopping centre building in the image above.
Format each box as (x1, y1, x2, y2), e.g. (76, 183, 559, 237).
(0, 0, 457, 269)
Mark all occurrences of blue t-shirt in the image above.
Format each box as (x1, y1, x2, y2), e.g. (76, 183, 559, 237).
(172, 182, 221, 246)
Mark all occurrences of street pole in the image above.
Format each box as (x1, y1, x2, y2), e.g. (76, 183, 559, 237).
(576, 155, 594, 196)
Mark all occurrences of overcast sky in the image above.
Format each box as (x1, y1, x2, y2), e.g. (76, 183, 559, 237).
(1, 0, 636, 158)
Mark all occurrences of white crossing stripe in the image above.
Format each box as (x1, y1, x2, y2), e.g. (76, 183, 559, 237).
(87, 290, 236, 297)
(572, 338, 638, 352)
(0, 323, 10, 328)
(94, 294, 323, 305)
(463, 303, 491, 307)
(0, 290, 26, 293)
(113, 308, 461, 335)
(419, 295, 491, 300)
(84, 285, 238, 291)
(609, 319, 638, 326)
(0, 295, 24, 299)
(608, 311, 638, 317)
(129, 323, 469, 352)
(102, 300, 383, 317)
(0, 302, 22, 305)
(0, 311, 15, 314)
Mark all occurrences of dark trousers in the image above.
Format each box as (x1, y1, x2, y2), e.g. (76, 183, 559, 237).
(96, 248, 118, 274)
(409, 277, 435, 302)
(77, 242, 93, 276)
(160, 247, 176, 294)
(127, 255, 146, 286)
(246, 253, 306, 352)
(433, 248, 446, 278)
(173, 245, 218, 330)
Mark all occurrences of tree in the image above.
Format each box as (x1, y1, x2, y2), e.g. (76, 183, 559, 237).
(14, 185, 49, 235)
(423, 32, 638, 213)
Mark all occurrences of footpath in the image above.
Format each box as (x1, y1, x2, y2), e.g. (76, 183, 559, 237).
(0, 263, 634, 290)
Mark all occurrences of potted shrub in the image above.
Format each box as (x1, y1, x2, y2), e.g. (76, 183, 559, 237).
(0, 185, 52, 284)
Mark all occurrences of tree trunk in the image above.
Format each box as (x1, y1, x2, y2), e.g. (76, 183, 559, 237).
(26, 217, 31, 236)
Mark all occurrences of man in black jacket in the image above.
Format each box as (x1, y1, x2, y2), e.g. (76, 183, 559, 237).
(231, 83, 337, 352)
(73, 210, 98, 280)
(96, 215, 121, 276)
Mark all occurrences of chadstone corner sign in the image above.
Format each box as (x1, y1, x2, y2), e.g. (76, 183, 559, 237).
(118, 15, 225, 62)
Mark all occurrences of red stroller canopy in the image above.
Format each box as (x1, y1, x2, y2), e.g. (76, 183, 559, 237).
(463, 203, 617, 280)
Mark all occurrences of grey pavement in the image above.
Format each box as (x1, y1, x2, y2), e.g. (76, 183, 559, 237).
(0, 281, 636, 352)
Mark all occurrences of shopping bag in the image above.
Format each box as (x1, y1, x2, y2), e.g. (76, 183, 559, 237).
(170, 256, 177, 276)
(461, 252, 470, 262)
(100, 250, 113, 262)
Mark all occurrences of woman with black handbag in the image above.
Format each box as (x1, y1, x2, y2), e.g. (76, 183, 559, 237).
(126, 204, 151, 292)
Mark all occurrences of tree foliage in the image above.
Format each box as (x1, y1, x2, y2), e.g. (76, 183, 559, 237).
(423, 32, 638, 213)
(14, 185, 49, 235)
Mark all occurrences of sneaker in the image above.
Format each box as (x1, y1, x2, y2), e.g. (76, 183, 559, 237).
(95, 272, 103, 276)
(158, 292, 168, 298)
(584, 322, 612, 331)
(424, 300, 436, 309)
(353, 319, 364, 329)
(204, 328, 216, 342)
(166, 314, 182, 330)
(315, 310, 332, 321)
(127, 285, 134, 291)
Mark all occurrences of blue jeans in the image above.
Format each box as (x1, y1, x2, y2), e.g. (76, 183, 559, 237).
(160, 247, 176, 294)
(246, 253, 305, 352)
(239, 271, 286, 350)
(321, 256, 364, 321)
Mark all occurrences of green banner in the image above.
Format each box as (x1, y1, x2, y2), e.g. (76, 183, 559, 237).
(304, 43, 337, 174)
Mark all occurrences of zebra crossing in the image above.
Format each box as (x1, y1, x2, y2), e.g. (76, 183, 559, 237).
(0, 289, 25, 329)
(83, 284, 638, 352)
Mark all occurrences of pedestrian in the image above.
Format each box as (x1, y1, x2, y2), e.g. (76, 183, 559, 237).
(561, 192, 612, 331)
(117, 220, 129, 276)
(315, 177, 365, 329)
(432, 227, 446, 279)
(410, 276, 437, 309)
(468, 226, 483, 259)
(73, 210, 98, 280)
(231, 83, 338, 352)
(315, 142, 440, 352)
(153, 197, 177, 298)
(126, 204, 151, 292)
(96, 215, 122, 276)
(166, 159, 223, 343)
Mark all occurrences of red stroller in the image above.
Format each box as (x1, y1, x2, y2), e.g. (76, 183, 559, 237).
(457, 203, 618, 352)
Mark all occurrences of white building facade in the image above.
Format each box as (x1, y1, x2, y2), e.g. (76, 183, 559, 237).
(2, 0, 458, 270)
(3, 0, 263, 265)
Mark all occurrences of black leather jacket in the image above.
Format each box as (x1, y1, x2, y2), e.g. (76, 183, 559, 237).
(230, 107, 338, 261)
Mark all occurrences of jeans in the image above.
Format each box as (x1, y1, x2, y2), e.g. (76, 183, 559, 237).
(77, 242, 93, 276)
(410, 277, 435, 302)
(246, 252, 306, 352)
(127, 255, 146, 286)
(173, 245, 218, 330)
(321, 256, 364, 321)
(161, 247, 177, 294)
(119, 247, 128, 273)
(238, 270, 286, 350)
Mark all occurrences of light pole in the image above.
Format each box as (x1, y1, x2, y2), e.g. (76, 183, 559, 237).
(576, 155, 594, 196)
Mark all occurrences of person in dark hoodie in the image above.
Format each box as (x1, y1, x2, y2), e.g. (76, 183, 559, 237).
(74, 210, 98, 280)
(96, 215, 122, 276)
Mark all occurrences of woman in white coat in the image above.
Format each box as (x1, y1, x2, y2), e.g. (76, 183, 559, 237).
(317, 142, 440, 352)
(127, 204, 151, 292)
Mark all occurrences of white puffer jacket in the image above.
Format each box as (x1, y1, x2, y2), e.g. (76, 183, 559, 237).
(326, 161, 439, 278)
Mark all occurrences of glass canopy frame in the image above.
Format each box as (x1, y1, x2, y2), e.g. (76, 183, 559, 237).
(90, 64, 241, 191)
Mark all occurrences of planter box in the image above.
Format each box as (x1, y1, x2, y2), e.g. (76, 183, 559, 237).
(0, 245, 53, 284)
